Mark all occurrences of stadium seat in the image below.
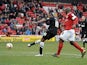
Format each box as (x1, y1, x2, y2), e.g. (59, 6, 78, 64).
(83, 12, 87, 17)
(42, 2, 56, 7)
(77, 6, 83, 11)
(63, 4, 73, 9)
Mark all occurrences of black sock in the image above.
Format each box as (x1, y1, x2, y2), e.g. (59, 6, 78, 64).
(83, 41, 86, 48)
(85, 41, 87, 43)
(39, 47, 43, 55)
(30, 42, 35, 46)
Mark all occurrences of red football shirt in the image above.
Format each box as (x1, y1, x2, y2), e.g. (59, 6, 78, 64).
(64, 12, 78, 30)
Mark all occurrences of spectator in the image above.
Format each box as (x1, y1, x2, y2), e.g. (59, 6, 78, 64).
(25, 28, 32, 35)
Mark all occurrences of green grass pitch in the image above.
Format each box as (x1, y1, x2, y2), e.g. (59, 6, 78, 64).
(0, 41, 87, 65)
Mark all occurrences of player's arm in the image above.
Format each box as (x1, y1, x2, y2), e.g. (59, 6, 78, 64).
(32, 18, 46, 24)
(70, 13, 78, 29)
(38, 18, 47, 23)
(72, 18, 79, 29)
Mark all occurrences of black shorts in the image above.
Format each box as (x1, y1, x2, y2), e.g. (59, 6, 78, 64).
(81, 30, 87, 38)
(85, 31, 87, 38)
(43, 27, 57, 40)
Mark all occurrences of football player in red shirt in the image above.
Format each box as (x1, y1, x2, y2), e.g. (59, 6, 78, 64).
(54, 7, 86, 58)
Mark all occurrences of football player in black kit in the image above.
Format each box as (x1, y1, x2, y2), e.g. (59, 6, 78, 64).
(27, 13, 59, 56)
(79, 16, 87, 48)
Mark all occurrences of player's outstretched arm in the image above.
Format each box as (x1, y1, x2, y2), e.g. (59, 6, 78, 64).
(37, 18, 46, 23)
(32, 18, 46, 24)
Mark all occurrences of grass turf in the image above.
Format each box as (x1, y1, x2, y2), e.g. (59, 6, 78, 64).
(0, 41, 87, 65)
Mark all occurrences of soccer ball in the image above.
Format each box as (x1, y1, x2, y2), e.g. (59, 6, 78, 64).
(6, 43, 13, 48)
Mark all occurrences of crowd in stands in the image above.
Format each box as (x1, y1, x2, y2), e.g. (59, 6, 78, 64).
(0, 0, 47, 35)
(0, 0, 87, 35)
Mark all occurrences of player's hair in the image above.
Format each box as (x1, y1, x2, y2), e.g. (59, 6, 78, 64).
(64, 7, 71, 14)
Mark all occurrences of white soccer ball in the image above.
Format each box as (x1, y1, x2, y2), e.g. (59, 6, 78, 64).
(6, 43, 13, 48)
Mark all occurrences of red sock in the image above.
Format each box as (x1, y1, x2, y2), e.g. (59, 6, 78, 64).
(73, 42, 83, 52)
(57, 41, 63, 55)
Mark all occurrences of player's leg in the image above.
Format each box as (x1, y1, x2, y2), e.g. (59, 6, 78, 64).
(27, 29, 51, 47)
(35, 30, 51, 56)
(27, 37, 45, 56)
(35, 37, 46, 56)
(53, 39, 64, 57)
(57, 39, 64, 56)
(83, 39, 86, 48)
(70, 41, 84, 52)
(36, 31, 57, 56)
(81, 31, 86, 48)
(28, 39, 41, 47)
(83, 32, 87, 48)
(53, 30, 69, 57)
(70, 41, 86, 58)
(69, 29, 86, 58)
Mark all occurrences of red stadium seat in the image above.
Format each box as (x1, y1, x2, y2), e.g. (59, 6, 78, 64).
(83, 12, 87, 17)
(42, 2, 56, 7)
(63, 4, 73, 9)
(77, 6, 83, 11)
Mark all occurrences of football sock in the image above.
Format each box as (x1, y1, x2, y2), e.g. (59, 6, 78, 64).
(57, 41, 63, 55)
(39, 47, 43, 54)
(30, 40, 41, 46)
(30, 42, 35, 46)
(73, 42, 83, 52)
(39, 42, 44, 54)
(35, 40, 41, 44)
(30, 40, 44, 55)
(83, 41, 87, 48)
(83, 41, 86, 48)
(40, 42, 44, 48)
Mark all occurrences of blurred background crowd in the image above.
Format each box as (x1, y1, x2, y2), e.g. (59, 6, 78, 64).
(0, 0, 87, 36)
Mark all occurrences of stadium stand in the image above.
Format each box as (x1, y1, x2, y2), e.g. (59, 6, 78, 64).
(0, 0, 86, 35)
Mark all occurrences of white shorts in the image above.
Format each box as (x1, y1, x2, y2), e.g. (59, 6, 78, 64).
(59, 29, 75, 41)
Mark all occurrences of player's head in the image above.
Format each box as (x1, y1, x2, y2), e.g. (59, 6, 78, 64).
(6, 32, 11, 37)
(64, 7, 71, 14)
(81, 16, 86, 21)
(48, 13, 54, 18)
